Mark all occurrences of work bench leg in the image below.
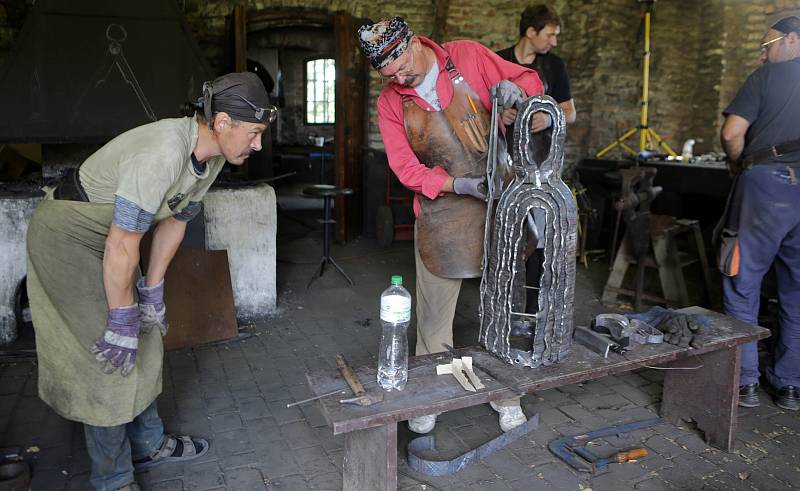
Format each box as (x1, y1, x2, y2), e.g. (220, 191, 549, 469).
(342, 423, 397, 491)
(661, 346, 740, 452)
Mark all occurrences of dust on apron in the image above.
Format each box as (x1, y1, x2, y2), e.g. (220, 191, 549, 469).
(26, 198, 163, 427)
(404, 59, 490, 278)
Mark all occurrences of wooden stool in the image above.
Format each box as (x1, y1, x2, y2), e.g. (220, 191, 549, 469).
(602, 215, 713, 308)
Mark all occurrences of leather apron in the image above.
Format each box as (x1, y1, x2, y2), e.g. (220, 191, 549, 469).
(404, 59, 490, 278)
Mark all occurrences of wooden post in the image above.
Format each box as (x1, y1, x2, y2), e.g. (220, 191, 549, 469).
(233, 4, 247, 73)
(333, 12, 367, 242)
(342, 424, 397, 490)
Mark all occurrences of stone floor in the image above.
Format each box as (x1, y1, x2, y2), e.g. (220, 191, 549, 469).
(1, 211, 798, 490)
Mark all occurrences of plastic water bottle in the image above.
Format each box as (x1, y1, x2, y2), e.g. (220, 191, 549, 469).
(377, 275, 411, 391)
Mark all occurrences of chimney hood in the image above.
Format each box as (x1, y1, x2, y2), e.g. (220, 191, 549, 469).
(0, 0, 213, 143)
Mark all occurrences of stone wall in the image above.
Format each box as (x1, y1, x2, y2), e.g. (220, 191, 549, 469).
(1, 0, 797, 162)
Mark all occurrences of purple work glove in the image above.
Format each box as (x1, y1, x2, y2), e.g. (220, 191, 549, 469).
(453, 176, 488, 201)
(91, 305, 140, 376)
(137, 277, 168, 336)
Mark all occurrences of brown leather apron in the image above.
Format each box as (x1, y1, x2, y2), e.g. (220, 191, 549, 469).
(404, 59, 490, 278)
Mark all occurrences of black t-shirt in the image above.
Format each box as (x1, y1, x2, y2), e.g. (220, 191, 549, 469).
(496, 46, 572, 103)
(724, 58, 800, 164)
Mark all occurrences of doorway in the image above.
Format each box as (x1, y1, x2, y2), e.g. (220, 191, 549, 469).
(232, 7, 367, 241)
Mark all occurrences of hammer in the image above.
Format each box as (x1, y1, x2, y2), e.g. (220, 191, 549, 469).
(336, 354, 384, 406)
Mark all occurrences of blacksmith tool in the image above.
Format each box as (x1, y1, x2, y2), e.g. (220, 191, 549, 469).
(548, 418, 666, 473)
(408, 413, 539, 476)
(286, 388, 349, 408)
(336, 354, 384, 406)
(572, 326, 616, 358)
(287, 365, 428, 408)
(608, 167, 662, 310)
(442, 344, 525, 397)
(592, 313, 634, 347)
(574, 445, 648, 472)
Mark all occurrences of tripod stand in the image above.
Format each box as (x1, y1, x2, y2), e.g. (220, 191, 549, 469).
(596, 1, 676, 158)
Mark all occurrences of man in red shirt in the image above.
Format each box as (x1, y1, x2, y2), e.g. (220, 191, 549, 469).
(359, 17, 544, 433)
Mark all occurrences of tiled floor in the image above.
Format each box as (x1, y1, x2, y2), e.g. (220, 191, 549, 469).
(1, 211, 798, 490)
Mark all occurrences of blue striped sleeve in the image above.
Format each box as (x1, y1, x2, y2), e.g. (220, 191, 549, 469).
(113, 195, 154, 233)
(173, 201, 202, 222)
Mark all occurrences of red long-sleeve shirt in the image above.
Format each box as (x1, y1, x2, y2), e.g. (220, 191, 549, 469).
(377, 36, 544, 216)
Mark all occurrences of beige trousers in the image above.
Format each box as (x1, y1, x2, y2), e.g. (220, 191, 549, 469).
(414, 226, 520, 407)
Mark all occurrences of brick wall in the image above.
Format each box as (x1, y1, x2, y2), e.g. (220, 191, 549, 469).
(1, 0, 798, 163)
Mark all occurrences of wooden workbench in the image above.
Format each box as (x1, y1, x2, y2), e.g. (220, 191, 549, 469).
(306, 308, 770, 490)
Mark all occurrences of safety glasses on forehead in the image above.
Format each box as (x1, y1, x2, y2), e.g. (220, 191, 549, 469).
(760, 35, 785, 52)
(235, 94, 279, 123)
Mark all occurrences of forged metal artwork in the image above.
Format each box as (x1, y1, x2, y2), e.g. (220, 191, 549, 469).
(479, 95, 577, 367)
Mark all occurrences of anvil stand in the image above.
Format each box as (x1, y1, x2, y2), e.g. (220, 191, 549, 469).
(303, 185, 354, 290)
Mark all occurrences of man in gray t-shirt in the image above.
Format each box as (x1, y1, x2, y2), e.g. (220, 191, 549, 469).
(720, 16, 800, 412)
(27, 72, 276, 491)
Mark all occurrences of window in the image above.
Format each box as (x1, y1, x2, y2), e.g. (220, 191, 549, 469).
(305, 58, 335, 124)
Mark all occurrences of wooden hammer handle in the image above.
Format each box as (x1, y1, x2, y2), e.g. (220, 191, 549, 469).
(336, 354, 365, 396)
(615, 448, 648, 463)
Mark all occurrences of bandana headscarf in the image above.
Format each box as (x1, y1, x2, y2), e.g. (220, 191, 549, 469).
(196, 72, 276, 126)
(357, 17, 414, 70)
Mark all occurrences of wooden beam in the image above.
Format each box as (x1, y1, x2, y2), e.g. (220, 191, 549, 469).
(333, 12, 367, 241)
(431, 0, 450, 41)
(233, 4, 246, 72)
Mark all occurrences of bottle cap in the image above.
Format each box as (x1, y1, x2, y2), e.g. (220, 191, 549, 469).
(390, 275, 403, 285)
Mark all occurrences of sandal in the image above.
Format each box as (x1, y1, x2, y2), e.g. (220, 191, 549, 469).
(133, 434, 209, 470)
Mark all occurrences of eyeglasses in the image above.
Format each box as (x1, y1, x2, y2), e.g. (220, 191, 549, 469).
(381, 49, 415, 82)
(760, 35, 785, 52)
(235, 95, 279, 123)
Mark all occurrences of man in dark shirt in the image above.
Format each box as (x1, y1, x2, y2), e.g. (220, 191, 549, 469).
(497, 4, 576, 129)
(498, 4, 577, 316)
(720, 16, 800, 411)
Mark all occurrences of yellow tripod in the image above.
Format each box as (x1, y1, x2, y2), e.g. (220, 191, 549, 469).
(596, 4, 676, 158)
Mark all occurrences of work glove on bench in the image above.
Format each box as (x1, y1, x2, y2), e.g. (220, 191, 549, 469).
(453, 176, 488, 201)
(627, 306, 709, 348)
(91, 304, 140, 376)
(137, 277, 168, 336)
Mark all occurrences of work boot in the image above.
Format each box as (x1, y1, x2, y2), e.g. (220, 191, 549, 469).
(738, 383, 760, 408)
(490, 401, 527, 432)
(774, 386, 800, 411)
(408, 414, 438, 434)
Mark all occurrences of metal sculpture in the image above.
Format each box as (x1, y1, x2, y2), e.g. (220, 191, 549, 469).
(479, 95, 577, 367)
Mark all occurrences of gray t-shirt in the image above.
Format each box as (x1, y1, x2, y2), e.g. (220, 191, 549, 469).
(723, 58, 800, 164)
(414, 61, 441, 111)
(79, 117, 226, 223)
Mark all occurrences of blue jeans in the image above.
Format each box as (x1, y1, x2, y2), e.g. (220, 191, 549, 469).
(723, 164, 800, 388)
(83, 402, 165, 491)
